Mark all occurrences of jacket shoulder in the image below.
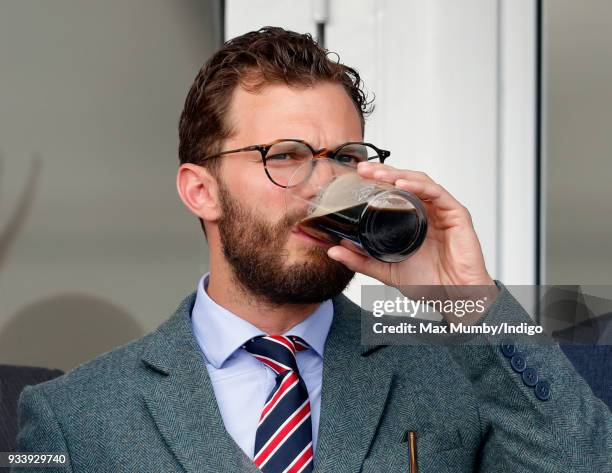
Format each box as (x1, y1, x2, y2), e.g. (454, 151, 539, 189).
(28, 291, 198, 402)
(27, 331, 154, 402)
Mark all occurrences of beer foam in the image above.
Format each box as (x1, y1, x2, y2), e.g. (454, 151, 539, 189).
(309, 173, 380, 217)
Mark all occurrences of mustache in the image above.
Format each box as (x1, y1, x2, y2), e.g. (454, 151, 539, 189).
(276, 208, 309, 232)
(217, 181, 307, 233)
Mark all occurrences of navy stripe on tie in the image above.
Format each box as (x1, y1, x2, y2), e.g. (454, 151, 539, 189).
(255, 374, 309, 451)
(259, 412, 313, 472)
(243, 335, 314, 473)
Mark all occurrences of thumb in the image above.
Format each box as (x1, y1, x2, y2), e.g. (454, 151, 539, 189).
(327, 241, 381, 277)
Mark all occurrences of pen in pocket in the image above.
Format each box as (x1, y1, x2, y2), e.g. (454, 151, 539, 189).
(402, 430, 418, 473)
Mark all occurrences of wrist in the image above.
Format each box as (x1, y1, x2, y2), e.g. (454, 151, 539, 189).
(439, 277, 500, 324)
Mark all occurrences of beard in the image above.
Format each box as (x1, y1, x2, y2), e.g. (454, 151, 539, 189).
(216, 181, 355, 305)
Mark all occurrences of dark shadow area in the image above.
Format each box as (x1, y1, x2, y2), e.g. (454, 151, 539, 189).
(0, 293, 144, 372)
(536, 286, 612, 344)
(0, 364, 64, 452)
(555, 312, 612, 407)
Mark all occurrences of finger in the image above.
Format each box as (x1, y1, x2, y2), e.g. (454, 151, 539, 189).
(327, 243, 383, 276)
(358, 163, 430, 185)
(395, 178, 463, 212)
(357, 161, 390, 171)
(339, 238, 364, 252)
(358, 161, 426, 175)
(357, 161, 404, 178)
(358, 163, 465, 214)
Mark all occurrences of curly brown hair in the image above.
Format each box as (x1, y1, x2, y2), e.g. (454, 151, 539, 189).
(178, 26, 374, 234)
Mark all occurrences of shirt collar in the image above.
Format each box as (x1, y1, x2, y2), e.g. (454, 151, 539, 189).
(191, 272, 334, 369)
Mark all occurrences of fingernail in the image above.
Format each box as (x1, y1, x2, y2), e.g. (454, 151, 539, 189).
(327, 247, 341, 259)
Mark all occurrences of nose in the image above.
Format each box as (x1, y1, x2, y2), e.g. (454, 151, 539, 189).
(284, 157, 347, 217)
(308, 157, 337, 190)
(285, 158, 337, 215)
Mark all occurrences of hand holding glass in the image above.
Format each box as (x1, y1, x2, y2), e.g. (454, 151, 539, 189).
(284, 154, 428, 263)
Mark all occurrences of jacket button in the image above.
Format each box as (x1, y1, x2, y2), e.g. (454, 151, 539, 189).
(510, 353, 527, 372)
(535, 380, 551, 401)
(500, 340, 516, 357)
(522, 367, 539, 387)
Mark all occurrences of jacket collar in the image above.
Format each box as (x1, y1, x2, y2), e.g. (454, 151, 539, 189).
(191, 272, 334, 368)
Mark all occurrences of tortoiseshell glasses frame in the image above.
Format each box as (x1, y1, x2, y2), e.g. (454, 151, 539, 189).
(198, 138, 391, 188)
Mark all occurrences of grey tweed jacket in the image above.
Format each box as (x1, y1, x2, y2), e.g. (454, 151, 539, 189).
(13, 281, 612, 472)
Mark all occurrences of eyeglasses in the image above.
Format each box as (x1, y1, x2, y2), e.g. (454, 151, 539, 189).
(199, 138, 391, 188)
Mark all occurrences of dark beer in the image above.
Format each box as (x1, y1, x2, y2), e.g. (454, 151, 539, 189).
(298, 196, 427, 262)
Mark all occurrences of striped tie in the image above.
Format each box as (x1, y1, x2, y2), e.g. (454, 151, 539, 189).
(242, 335, 314, 473)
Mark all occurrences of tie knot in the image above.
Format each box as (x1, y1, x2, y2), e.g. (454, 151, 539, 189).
(242, 335, 310, 375)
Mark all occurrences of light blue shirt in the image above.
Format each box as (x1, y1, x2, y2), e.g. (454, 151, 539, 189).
(190, 272, 334, 459)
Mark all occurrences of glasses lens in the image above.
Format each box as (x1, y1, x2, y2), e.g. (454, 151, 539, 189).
(265, 141, 314, 186)
(333, 143, 381, 167)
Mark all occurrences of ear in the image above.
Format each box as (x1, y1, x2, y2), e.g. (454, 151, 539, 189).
(176, 163, 222, 223)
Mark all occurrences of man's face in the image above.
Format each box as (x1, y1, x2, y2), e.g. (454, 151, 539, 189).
(215, 81, 362, 304)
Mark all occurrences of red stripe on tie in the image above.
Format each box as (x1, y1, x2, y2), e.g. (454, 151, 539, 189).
(269, 335, 296, 353)
(253, 354, 290, 374)
(292, 338, 309, 352)
(259, 372, 299, 425)
(254, 401, 311, 467)
(285, 443, 313, 473)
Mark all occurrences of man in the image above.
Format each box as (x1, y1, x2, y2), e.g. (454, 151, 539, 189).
(14, 27, 611, 472)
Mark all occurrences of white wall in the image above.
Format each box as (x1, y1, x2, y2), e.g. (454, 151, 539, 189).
(226, 0, 537, 303)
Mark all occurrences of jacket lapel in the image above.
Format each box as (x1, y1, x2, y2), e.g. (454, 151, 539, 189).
(139, 292, 261, 473)
(313, 294, 394, 473)
(137, 290, 392, 473)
